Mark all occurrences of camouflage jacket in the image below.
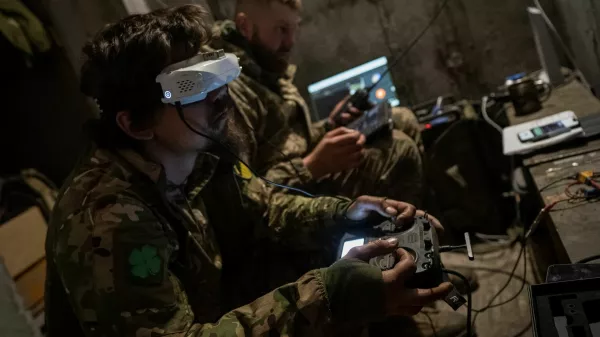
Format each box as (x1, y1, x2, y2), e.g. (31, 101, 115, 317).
(45, 145, 384, 337)
(208, 21, 327, 188)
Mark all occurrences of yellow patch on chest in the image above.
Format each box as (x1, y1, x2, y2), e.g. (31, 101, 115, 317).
(233, 161, 253, 180)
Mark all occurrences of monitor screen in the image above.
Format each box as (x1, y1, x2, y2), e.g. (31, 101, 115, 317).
(307, 56, 400, 120)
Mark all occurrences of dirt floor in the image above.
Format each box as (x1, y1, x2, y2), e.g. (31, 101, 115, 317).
(439, 240, 540, 337)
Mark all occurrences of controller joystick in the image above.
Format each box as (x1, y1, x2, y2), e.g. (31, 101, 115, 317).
(338, 215, 443, 289)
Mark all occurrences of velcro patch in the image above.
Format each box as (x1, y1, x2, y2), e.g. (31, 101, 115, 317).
(233, 161, 253, 180)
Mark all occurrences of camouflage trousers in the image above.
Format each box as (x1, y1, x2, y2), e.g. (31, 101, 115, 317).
(329, 307, 469, 337)
(391, 107, 423, 150)
(314, 107, 424, 207)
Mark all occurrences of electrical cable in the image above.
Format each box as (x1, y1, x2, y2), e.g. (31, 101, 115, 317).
(373, 0, 396, 61)
(2, 191, 51, 223)
(547, 172, 600, 186)
(537, 173, 600, 210)
(480, 245, 527, 310)
(329, 0, 452, 122)
(468, 199, 564, 328)
(366, 0, 452, 94)
(532, 0, 592, 91)
(21, 171, 58, 191)
(442, 240, 513, 255)
(439, 244, 467, 252)
(470, 242, 524, 330)
(441, 232, 513, 255)
(442, 269, 471, 337)
(474, 233, 511, 241)
(525, 200, 563, 240)
(576, 254, 600, 264)
(564, 181, 581, 198)
(451, 266, 530, 285)
(509, 155, 522, 228)
(481, 96, 504, 133)
(0, 172, 56, 222)
(476, 244, 524, 309)
(175, 103, 348, 201)
(551, 199, 600, 212)
(421, 312, 439, 337)
(492, 106, 508, 123)
(538, 174, 576, 192)
(246, 99, 310, 187)
(265, 138, 308, 185)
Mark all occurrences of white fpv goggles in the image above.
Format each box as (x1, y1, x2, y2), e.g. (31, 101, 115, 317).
(156, 49, 241, 105)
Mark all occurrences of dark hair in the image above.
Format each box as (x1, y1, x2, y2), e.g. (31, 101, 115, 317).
(80, 5, 213, 148)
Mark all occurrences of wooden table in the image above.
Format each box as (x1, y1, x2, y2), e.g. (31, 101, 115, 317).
(507, 79, 600, 263)
(529, 151, 600, 263)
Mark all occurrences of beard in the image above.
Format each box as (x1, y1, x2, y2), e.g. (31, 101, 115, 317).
(248, 30, 291, 75)
(204, 105, 250, 165)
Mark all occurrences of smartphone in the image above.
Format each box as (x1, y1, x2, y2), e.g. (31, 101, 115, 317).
(518, 117, 580, 143)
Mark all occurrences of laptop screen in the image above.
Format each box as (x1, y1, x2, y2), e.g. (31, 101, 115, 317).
(307, 56, 400, 120)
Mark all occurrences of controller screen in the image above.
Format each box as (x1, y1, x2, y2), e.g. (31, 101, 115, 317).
(341, 238, 365, 258)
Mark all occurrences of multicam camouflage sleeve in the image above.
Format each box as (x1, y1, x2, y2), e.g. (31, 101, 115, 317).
(240, 174, 352, 251)
(309, 119, 331, 145)
(227, 75, 320, 189)
(52, 194, 334, 337)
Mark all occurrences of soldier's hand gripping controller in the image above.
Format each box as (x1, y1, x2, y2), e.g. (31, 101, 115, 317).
(332, 89, 373, 126)
(348, 89, 373, 112)
(338, 215, 467, 310)
(338, 215, 443, 289)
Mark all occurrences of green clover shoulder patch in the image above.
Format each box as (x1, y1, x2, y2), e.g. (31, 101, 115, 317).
(128, 245, 163, 283)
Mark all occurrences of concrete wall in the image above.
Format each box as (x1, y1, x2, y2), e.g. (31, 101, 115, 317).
(43, 0, 564, 106)
(211, 0, 560, 106)
(9, 0, 568, 183)
(43, 0, 128, 76)
(1, 0, 100, 184)
(42, 0, 565, 106)
(553, 0, 600, 95)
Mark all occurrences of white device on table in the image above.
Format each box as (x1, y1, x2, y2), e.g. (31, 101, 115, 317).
(502, 110, 583, 155)
(156, 49, 241, 105)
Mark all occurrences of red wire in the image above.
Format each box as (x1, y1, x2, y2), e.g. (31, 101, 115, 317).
(541, 175, 600, 214)
(564, 182, 579, 198)
(544, 201, 560, 212)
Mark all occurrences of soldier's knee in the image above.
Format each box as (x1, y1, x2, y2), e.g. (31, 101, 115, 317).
(391, 130, 419, 156)
(368, 129, 421, 168)
(391, 108, 420, 139)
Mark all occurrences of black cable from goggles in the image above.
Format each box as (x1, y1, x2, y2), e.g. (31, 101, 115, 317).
(175, 102, 347, 201)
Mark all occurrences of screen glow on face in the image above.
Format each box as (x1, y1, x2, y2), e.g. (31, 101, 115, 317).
(341, 238, 366, 258)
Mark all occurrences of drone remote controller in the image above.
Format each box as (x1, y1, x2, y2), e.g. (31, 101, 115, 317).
(346, 102, 394, 139)
(338, 215, 443, 289)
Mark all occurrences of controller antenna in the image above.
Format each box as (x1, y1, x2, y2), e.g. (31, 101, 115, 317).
(438, 233, 475, 261)
(464, 232, 474, 261)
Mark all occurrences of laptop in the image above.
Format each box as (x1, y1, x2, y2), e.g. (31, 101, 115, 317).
(307, 56, 400, 120)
